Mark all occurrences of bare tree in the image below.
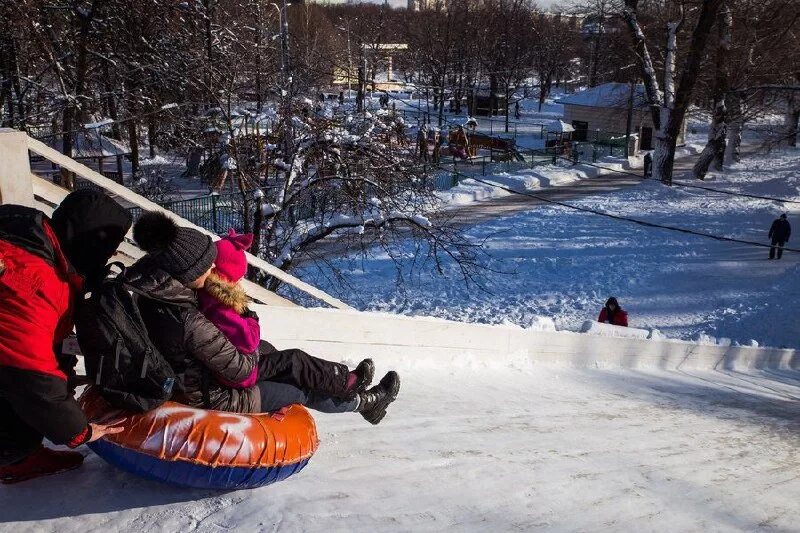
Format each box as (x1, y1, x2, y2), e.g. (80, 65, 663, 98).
(692, 1, 731, 179)
(622, 0, 724, 184)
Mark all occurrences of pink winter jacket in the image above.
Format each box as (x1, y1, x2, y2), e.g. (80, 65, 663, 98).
(197, 290, 261, 388)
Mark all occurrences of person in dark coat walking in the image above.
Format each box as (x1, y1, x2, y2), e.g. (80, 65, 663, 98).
(598, 297, 629, 327)
(768, 214, 791, 260)
(127, 212, 400, 424)
(0, 190, 129, 484)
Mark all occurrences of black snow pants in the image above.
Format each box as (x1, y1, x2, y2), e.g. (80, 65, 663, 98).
(0, 366, 87, 466)
(769, 239, 785, 259)
(255, 342, 358, 413)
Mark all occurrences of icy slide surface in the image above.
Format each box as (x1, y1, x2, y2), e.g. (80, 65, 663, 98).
(2, 362, 798, 532)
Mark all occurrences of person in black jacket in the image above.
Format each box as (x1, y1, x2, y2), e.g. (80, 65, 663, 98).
(768, 214, 791, 260)
(128, 212, 400, 424)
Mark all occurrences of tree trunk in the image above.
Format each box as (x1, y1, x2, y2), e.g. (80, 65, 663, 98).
(128, 120, 139, 176)
(723, 90, 743, 165)
(60, 108, 75, 189)
(786, 110, 800, 147)
(693, 2, 731, 179)
(103, 63, 122, 140)
(252, 197, 265, 265)
(623, 0, 723, 185)
(357, 62, 365, 113)
(589, 11, 604, 87)
(489, 74, 498, 117)
(148, 117, 156, 158)
(784, 92, 799, 147)
(652, 134, 677, 184)
(504, 84, 510, 133)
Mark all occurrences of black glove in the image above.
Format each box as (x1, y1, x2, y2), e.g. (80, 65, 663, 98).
(242, 308, 260, 322)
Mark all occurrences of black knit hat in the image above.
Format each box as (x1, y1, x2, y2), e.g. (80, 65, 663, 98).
(133, 211, 216, 285)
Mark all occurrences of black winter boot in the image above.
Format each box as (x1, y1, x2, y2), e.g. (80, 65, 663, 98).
(358, 371, 400, 425)
(350, 359, 375, 395)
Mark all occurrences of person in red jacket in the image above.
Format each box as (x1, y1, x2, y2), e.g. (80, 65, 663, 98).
(598, 297, 629, 327)
(0, 189, 131, 484)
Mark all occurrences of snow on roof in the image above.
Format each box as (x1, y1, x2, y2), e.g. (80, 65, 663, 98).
(54, 131, 130, 158)
(556, 83, 648, 109)
(548, 120, 575, 133)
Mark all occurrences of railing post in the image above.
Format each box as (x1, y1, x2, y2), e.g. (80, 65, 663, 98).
(211, 194, 219, 234)
(0, 129, 35, 207)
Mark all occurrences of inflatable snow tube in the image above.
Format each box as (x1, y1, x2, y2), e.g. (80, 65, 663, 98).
(79, 388, 319, 490)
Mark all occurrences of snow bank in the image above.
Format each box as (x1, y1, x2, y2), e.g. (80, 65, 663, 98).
(528, 315, 557, 331)
(437, 161, 615, 207)
(580, 320, 649, 339)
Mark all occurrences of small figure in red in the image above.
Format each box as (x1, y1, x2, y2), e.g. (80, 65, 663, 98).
(598, 297, 628, 327)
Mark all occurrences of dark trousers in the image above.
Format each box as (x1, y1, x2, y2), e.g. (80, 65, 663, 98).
(0, 397, 42, 466)
(0, 367, 87, 466)
(769, 239, 785, 259)
(255, 342, 357, 414)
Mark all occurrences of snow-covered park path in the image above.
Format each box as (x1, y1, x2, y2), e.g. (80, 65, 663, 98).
(2, 362, 798, 532)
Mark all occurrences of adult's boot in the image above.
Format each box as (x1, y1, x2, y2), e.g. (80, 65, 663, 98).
(358, 371, 400, 425)
(0, 446, 84, 484)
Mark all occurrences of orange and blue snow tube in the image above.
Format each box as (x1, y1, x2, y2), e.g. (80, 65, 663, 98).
(79, 388, 318, 489)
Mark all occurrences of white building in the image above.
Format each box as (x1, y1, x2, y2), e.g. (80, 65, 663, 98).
(557, 82, 686, 151)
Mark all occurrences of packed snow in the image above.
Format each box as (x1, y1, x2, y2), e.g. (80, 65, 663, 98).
(2, 361, 798, 532)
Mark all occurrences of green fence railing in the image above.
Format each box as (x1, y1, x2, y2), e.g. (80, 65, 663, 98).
(128, 192, 248, 233)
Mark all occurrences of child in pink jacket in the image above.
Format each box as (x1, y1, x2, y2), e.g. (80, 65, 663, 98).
(197, 230, 261, 388)
(197, 229, 401, 424)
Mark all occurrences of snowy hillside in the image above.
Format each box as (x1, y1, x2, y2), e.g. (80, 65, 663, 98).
(293, 149, 800, 349)
(3, 361, 798, 532)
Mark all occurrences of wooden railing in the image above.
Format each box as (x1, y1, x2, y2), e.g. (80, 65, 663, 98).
(0, 128, 353, 310)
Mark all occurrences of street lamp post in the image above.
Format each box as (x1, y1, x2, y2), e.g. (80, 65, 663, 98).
(338, 20, 353, 99)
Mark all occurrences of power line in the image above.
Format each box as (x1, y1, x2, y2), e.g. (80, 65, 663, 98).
(557, 157, 800, 206)
(440, 165, 799, 254)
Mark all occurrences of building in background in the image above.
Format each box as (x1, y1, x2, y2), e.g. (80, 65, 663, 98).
(557, 82, 686, 152)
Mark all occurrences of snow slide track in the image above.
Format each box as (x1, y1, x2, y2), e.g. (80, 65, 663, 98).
(254, 305, 797, 372)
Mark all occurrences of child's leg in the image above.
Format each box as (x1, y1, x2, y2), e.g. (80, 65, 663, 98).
(259, 342, 351, 398)
(256, 381, 358, 414)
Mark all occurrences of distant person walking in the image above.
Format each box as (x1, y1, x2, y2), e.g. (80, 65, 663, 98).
(417, 122, 430, 163)
(643, 152, 653, 178)
(768, 213, 791, 260)
(598, 297, 628, 327)
(432, 128, 443, 164)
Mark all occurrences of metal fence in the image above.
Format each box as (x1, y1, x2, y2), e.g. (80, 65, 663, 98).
(128, 192, 248, 233)
(123, 139, 630, 233)
(396, 109, 547, 140)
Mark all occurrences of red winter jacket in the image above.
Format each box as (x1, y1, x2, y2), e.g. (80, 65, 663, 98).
(0, 222, 81, 378)
(598, 308, 629, 327)
(0, 207, 90, 447)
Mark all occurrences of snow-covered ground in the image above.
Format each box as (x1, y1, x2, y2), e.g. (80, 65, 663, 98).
(438, 156, 630, 206)
(3, 362, 798, 532)
(9, 123, 799, 533)
(293, 148, 800, 349)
